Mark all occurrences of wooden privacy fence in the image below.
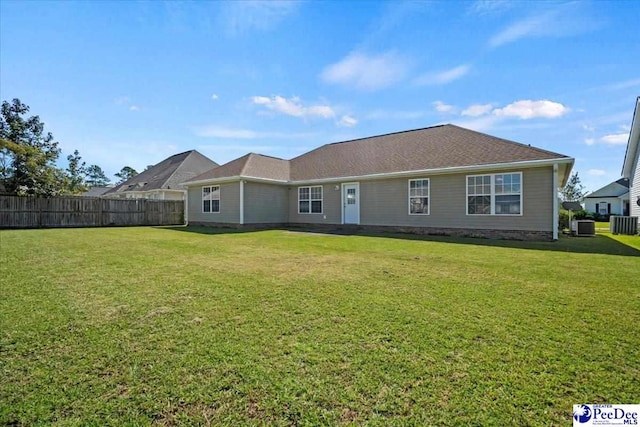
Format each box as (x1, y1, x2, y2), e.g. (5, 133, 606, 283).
(0, 196, 185, 229)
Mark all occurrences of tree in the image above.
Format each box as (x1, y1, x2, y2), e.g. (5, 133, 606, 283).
(560, 171, 586, 202)
(64, 149, 87, 194)
(0, 99, 64, 196)
(115, 166, 138, 184)
(85, 164, 111, 187)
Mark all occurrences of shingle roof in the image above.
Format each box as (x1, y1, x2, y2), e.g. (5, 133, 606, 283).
(289, 124, 570, 180)
(185, 124, 571, 184)
(616, 177, 630, 188)
(584, 178, 630, 198)
(105, 150, 218, 195)
(81, 186, 112, 197)
(189, 153, 289, 182)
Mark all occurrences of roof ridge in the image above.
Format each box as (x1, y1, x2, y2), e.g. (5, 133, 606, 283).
(246, 152, 287, 161)
(290, 124, 450, 161)
(164, 150, 199, 189)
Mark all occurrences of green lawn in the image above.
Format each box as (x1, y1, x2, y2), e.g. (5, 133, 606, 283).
(1, 227, 639, 426)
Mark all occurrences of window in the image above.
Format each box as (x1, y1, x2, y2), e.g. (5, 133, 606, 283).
(299, 186, 322, 213)
(467, 173, 522, 215)
(202, 185, 220, 213)
(409, 179, 430, 214)
(598, 202, 608, 215)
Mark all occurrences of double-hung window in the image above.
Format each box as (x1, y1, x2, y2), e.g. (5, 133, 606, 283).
(467, 172, 522, 215)
(598, 202, 608, 215)
(298, 186, 323, 214)
(202, 185, 220, 213)
(408, 178, 430, 214)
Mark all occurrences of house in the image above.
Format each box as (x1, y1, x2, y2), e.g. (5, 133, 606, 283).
(81, 186, 112, 197)
(584, 178, 630, 216)
(104, 150, 218, 200)
(622, 97, 640, 220)
(183, 124, 574, 240)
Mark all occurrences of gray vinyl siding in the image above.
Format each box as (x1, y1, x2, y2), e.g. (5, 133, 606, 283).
(243, 182, 288, 224)
(359, 167, 553, 231)
(187, 182, 240, 224)
(288, 184, 341, 224)
(631, 158, 640, 218)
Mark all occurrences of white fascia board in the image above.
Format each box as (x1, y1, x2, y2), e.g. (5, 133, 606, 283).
(182, 175, 288, 187)
(622, 97, 640, 178)
(182, 158, 574, 187)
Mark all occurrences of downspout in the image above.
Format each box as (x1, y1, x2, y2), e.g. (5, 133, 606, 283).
(184, 188, 189, 226)
(553, 163, 559, 240)
(239, 180, 244, 225)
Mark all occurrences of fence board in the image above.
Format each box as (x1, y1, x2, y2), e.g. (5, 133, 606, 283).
(0, 196, 184, 229)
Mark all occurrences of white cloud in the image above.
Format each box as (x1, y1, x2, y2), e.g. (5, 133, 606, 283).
(211, 93, 219, 100)
(452, 115, 501, 132)
(462, 103, 493, 117)
(488, 4, 599, 48)
(251, 95, 335, 119)
(414, 64, 471, 86)
(194, 126, 258, 139)
(115, 96, 140, 112)
(605, 77, 640, 91)
(338, 115, 358, 127)
(600, 133, 629, 145)
(588, 169, 606, 176)
(433, 101, 456, 114)
(221, 1, 298, 37)
(194, 125, 316, 140)
(320, 51, 408, 91)
(584, 138, 595, 146)
(468, 0, 514, 16)
(492, 100, 569, 119)
(489, 14, 549, 47)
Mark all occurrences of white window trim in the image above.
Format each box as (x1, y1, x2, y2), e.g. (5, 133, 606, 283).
(466, 172, 523, 216)
(408, 178, 430, 215)
(298, 185, 323, 214)
(598, 202, 609, 215)
(202, 185, 220, 214)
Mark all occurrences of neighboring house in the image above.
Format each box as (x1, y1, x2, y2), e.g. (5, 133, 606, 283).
(183, 124, 574, 240)
(622, 97, 640, 220)
(104, 150, 218, 200)
(81, 186, 112, 197)
(584, 178, 630, 216)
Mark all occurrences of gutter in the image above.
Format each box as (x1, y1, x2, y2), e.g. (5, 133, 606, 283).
(182, 157, 574, 187)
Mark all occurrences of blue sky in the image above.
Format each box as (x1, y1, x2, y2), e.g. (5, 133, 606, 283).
(1, 0, 638, 192)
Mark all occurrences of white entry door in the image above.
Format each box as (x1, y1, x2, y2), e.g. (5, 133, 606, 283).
(343, 183, 360, 224)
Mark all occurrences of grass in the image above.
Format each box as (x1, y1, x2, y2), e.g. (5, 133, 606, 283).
(1, 226, 639, 426)
(595, 221, 609, 231)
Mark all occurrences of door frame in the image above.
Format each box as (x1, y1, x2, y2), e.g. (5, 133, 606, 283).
(341, 182, 360, 225)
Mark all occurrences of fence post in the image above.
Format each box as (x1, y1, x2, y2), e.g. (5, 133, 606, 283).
(98, 198, 104, 226)
(38, 197, 43, 228)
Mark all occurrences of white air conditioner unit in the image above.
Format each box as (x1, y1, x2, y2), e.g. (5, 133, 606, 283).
(571, 220, 595, 237)
(610, 216, 639, 235)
